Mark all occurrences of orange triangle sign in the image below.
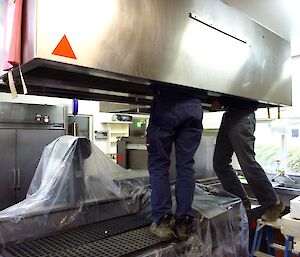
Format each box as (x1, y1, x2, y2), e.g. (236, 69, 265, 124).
(52, 35, 77, 59)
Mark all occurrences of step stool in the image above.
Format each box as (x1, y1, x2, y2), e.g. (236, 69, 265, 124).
(250, 218, 300, 257)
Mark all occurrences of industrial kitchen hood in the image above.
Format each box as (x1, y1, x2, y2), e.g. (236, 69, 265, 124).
(1, 0, 292, 106)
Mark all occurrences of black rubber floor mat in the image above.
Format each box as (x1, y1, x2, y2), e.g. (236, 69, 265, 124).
(3, 214, 153, 257)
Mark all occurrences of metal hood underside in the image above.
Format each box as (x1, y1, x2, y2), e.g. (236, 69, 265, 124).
(1, 58, 154, 105)
(0, 58, 279, 110)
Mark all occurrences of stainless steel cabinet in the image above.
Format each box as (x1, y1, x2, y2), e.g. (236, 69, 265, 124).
(0, 102, 67, 210)
(0, 129, 65, 210)
(0, 130, 16, 210)
(16, 129, 65, 203)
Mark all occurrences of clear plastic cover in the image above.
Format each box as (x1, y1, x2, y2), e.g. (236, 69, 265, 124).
(0, 136, 124, 219)
(0, 136, 248, 256)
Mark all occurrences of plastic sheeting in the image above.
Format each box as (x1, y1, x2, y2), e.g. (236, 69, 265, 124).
(0, 136, 249, 257)
(0, 136, 124, 220)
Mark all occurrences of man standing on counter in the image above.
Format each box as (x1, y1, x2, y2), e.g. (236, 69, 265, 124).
(146, 83, 203, 241)
(212, 97, 284, 221)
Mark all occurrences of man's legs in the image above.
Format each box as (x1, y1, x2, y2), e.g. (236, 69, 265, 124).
(229, 111, 284, 221)
(228, 111, 278, 208)
(213, 113, 249, 202)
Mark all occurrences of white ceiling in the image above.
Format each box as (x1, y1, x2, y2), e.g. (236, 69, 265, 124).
(222, 0, 300, 57)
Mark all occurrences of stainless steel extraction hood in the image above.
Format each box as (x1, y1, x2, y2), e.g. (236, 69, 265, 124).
(1, 0, 292, 106)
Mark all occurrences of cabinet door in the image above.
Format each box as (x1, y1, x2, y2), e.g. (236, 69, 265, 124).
(0, 129, 16, 210)
(16, 129, 65, 202)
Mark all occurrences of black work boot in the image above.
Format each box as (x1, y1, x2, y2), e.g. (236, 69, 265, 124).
(261, 198, 285, 222)
(175, 216, 193, 241)
(149, 214, 175, 241)
(242, 198, 251, 212)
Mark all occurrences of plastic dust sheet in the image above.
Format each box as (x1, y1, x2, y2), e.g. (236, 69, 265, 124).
(0, 136, 249, 257)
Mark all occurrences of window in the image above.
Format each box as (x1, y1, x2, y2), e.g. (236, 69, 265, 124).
(254, 119, 300, 175)
(254, 121, 281, 173)
(286, 119, 300, 173)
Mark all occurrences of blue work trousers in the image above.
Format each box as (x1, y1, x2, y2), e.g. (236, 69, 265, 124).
(147, 94, 203, 223)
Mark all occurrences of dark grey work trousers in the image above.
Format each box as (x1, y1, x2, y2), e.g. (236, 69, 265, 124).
(213, 109, 277, 208)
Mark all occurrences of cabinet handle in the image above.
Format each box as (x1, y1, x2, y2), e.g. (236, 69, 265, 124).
(12, 170, 17, 190)
(16, 169, 21, 190)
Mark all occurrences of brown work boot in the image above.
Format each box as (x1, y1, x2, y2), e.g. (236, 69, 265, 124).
(149, 214, 175, 241)
(242, 198, 251, 212)
(261, 198, 285, 222)
(175, 216, 193, 241)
